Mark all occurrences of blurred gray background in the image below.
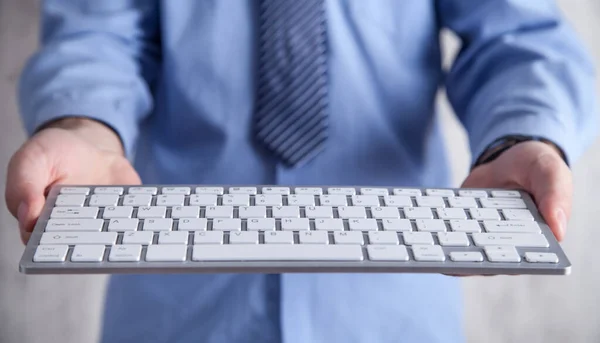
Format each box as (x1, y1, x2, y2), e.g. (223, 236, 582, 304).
(1, 0, 599, 342)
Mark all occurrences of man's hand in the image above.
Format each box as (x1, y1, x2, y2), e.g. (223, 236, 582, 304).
(5, 118, 141, 244)
(462, 141, 571, 241)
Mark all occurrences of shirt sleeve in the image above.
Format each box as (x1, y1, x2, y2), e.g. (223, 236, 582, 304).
(18, 0, 161, 159)
(437, 0, 599, 166)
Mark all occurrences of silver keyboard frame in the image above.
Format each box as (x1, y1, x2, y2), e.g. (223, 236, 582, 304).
(19, 185, 572, 275)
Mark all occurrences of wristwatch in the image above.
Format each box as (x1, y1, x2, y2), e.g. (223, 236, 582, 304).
(473, 135, 567, 168)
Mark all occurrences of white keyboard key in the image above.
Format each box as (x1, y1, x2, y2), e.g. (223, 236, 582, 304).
(195, 187, 224, 195)
(368, 231, 399, 244)
(162, 187, 190, 195)
(412, 245, 445, 261)
(294, 187, 322, 195)
(51, 207, 98, 219)
(450, 251, 484, 262)
(484, 246, 521, 262)
(315, 218, 344, 231)
(212, 218, 242, 231)
(238, 206, 267, 218)
(469, 208, 500, 221)
(222, 194, 250, 206)
(59, 187, 89, 195)
(348, 218, 378, 231)
(305, 206, 333, 218)
(281, 218, 310, 231)
(480, 198, 526, 209)
(449, 220, 481, 233)
(71, 245, 105, 262)
(524, 252, 559, 263)
(122, 231, 154, 245)
(46, 219, 104, 232)
(491, 190, 521, 198)
(319, 194, 348, 206)
(447, 197, 477, 209)
(333, 231, 364, 245)
(264, 231, 294, 244)
(143, 218, 173, 231)
(146, 245, 187, 262)
(246, 218, 276, 231)
(402, 232, 433, 245)
(136, 206, 166, 219)
(370, 206, 400, 219)
(192, 244, 363, 261)
(415, 219, 446, 232)
(158, 231, 189, 244)
(40, 232, 117, 245)
(403, 207, 433, 219)
(503, 209, 534, 221)
(128, 187, 157, 195)
(193, 231, 223, 244)
(472, 233, 549, 247)
(108, 218, 139, 232)
(229, 231, 259, 244)
(436, 208, 467, 220)
(381, 219, 412, 232)
(367, 245, 408, 261)
(337, 206, 367, 218)
(103, 206, 133, 219)
(351, 195, 380, 206)
(189, 194, 218, 206)
(425, 189, 455, 197)
(55, 194, 86, 207)
(108, 245, 142, 262)
(157, 194, 184, 206)
(299, 231, 329, 244)
(383, 195, 412, 207)
(483, 220, 540, 233)
(360, 188, 388, 196)
(393, 188, 421, 196)
(261, 187, 290, 195)
(33, 245, 69, 262)
(327, 187, 356, 195)
(272, 206, 300, 218)
(171, 206, 200, 219)
(205, 206, 233, 218)
(123, 194, 152, 206)
(178, 218, 208, 231)
(288, 194, 315, 206)
(229, 187, 257, 195)
(437, 232, 469, 246)
(94, 187, 123, 195)
(415, 196, 445, 208)
(458, 190, 488, 198)
(255, 194, 283, 206)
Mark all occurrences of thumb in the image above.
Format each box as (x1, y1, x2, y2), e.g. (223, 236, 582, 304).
(5, 144, 52, 243)
(525, 152, 572, 241)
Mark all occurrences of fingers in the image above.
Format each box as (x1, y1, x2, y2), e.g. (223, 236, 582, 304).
(525, 151, 572, 241)
(5, 142, 51, 241)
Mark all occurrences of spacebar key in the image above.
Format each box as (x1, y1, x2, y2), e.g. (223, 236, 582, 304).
(192, 245, 364, 261)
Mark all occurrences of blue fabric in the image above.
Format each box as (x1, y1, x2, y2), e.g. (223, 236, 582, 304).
(18, 1, 598, 342)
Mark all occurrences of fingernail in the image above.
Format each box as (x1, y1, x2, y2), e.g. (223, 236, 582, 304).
(556, 209, 567, 238)
(17, 202, 28, 232)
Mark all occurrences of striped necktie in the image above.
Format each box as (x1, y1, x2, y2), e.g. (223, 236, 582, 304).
(254, 0, 329, 167)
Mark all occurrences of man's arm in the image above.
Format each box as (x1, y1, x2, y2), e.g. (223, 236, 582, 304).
(18, 0, 161, 158)
(438, 0, 598, 166)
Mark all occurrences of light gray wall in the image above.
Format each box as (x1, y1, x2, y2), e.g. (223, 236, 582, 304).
(0, 1, 598, 342)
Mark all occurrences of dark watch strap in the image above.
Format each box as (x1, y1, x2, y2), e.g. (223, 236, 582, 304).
(474, 135, 567, 168)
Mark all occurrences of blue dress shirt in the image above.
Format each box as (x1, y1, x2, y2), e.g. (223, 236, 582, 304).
(18, 1, 597, 342)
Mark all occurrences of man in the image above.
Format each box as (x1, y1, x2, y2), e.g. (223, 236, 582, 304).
(5, 1, 597, 342)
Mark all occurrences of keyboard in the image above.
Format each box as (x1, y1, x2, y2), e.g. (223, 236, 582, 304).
(19, 185, 571, 275)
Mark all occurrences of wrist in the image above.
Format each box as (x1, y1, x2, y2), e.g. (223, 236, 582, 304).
(38, 117, 125, 156)
(474, 135, 567, 168)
